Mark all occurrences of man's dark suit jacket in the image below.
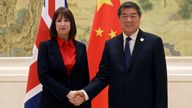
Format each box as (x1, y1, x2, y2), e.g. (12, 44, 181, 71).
(38, 38, 91, 108)
(84, 29, 167, 108)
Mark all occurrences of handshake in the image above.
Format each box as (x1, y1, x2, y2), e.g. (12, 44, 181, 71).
(66, 90, 86, 106)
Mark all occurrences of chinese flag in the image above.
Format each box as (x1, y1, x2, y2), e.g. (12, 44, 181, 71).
(87, 0, 122, 108)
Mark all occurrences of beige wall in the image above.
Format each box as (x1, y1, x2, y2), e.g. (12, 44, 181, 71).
(169, 81, 192, 108)
(0, 78, 26, 108)
(0, 57, 192, 108)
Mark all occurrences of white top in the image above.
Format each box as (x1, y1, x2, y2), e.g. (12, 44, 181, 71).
(123, 29, 139, 55)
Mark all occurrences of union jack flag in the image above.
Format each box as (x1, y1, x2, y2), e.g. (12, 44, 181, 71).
(24, 0, 68, 108)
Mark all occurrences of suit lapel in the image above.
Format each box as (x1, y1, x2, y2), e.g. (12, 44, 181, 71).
(49, 39, 82, 76)
(126, 30, 145, 71)
(72, 40, 82, 71)
(49, 39, 66, 72)
(115, 34, 127, 71)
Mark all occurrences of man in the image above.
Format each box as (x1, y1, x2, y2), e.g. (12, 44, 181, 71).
(69, 1, 167, 108)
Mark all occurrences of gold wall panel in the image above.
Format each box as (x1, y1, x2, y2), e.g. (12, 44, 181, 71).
(0, 0, 97, 57)
(0, 0, 192, 56)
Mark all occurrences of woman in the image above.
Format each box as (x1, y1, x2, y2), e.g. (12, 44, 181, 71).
(37, 7, 91, 108)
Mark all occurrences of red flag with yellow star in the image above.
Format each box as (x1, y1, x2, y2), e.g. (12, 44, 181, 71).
(87, 0, 121, 108)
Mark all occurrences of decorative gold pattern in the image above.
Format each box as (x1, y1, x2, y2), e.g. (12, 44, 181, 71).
(0, 0, 192, 56)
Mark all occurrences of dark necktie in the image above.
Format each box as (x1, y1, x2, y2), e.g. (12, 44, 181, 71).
(125, 37, 131, 69)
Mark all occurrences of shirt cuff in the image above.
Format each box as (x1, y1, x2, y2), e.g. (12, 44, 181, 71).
(81, 90, 89, 101)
